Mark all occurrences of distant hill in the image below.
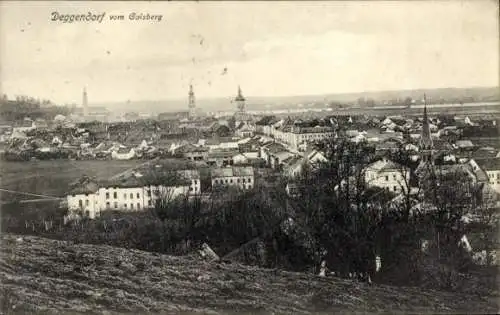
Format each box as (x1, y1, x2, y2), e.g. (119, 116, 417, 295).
(1, 233, 496, 314)
(95, 86, 499, 115)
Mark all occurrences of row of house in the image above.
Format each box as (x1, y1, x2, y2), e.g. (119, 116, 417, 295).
(67, 165, 256, 218)
(257, 117, 336, 151)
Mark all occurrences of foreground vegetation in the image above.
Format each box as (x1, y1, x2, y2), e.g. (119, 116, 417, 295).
(1, 137, 499, 314)
(1, 233, 497, 314)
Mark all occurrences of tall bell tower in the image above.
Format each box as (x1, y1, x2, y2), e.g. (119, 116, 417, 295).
(188, 84, 196, 120)
(82, 87, 88, 118)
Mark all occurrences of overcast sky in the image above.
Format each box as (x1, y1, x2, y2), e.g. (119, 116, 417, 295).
(0, 1, 498, 104)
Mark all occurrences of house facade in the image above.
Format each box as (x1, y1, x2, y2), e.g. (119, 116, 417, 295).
(364, 158, 410, 193)
(66, 170, 197, 218)
(211, 166, 255, 190)
(471, 158, 500, 193)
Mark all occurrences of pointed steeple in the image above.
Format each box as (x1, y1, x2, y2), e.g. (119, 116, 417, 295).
(235, 85, 245, 102)
(420, 93, 433, 159)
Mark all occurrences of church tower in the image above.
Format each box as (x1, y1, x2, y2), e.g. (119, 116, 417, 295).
(82, 87, 88, 118)
(419, 94, 433, 162)
(188, 84, 196, 120)
(234, 85, 249, 128)
(235, 85, 246, 115)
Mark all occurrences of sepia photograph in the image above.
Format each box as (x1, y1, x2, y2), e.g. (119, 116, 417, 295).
(0, 0, 499, 313)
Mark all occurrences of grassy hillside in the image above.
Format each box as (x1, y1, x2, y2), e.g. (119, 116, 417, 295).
(0, 160, 143, 200)
(0, 234, 497, 314)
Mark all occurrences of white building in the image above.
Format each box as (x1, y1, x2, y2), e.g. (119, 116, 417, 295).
(471, 158, 500, 193)
(284, 149, 328, 178)
(12, 119, 36, 134)
(111, 148, 136, 160)
(364, 158, 410, 193)
(211, 166, 254, 190)
(66, 170, 198, 219)
(267, 123, 335, 151)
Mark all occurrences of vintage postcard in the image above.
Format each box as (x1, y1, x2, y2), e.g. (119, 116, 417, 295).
(0, 1, 499, 313)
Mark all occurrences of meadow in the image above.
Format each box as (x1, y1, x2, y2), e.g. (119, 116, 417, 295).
(0, 160, 144, 201)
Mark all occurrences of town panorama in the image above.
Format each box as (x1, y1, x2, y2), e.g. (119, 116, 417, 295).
(0, 1, 499, 313)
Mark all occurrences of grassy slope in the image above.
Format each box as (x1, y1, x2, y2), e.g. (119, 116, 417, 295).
(0, 234, 497, 314)
(0, 160, 143, 200)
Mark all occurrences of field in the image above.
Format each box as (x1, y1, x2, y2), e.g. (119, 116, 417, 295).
(0, 233, 497, 314)
(0, 160, 144, 201)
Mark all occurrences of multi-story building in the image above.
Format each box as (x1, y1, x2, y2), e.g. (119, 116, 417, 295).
(178, 144, 209, 161)
(207, 148, 239, 167)
(471, 158, 500, 193)
(364, 158, 410, 193)
(266, 120, 335, 151)
(211, 166, 254, 190)
(288, 126, 335, 151)
(66, 169, 199, 219)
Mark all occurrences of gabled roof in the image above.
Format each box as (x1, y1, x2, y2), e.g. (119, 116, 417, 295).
(263, 142, 287, 154)
(456, 140, 474, 148)
(366, 158, 406, 173)
(68, 176, 100, 195)
(211, 166, 254, 178)
(475, 158, 500, 171)
(274, 151, 295, 161)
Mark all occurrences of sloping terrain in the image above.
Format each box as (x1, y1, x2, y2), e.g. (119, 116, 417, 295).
(0, 233, 497, 314)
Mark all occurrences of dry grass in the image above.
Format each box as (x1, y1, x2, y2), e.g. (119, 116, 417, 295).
(0, 233, 497, 314)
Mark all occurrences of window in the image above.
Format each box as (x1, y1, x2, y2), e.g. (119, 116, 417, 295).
(248, 178, 251, 183)
(114, 202, 118, 209)
(113, 192, 117, 199)
(243, 178, 246, 183)
(124, 193, 127, 199)
(131, 203, 134, 209)
(237, 179, 240, 183)
(385, 176, 389, 181)
(230, 179, 233, 183)
(130, 193, 133, 199)
(248, 185, 251, 190)
(137, 203, 141, 209)
(225, 180, 228, 184)
(136, 193, 140, 198)
(189, 187, 193, 191)
(393, 186, 397, 192)
(85, 199, 89, 206)
(194, 180, 198, 185)
(148, 200, 152, 206)
(124, 204, 127, 209)
(147, 190, 151, 197)
(392, 175, 396, 180)
(79, 199, 83, 207)
(106, 202, 110, 209)
(106, 192, 110, 199)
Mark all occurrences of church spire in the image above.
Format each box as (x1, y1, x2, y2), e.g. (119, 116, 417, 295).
(420, 93, 433, 161)
(235, 85, 245, 102)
